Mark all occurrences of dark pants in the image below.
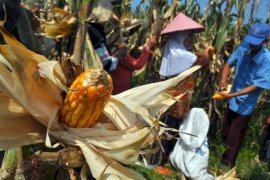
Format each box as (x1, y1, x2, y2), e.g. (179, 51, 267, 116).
(260, 123, 270, 171)
(150, 115, 182, 165)
(0, 150, 4, 167)
(221, 108, 251, 167)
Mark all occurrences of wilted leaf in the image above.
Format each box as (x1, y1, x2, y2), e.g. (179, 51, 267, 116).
(84, 34, 103, 70)
(0, 27, 63, 130)
(0, 24, 202, 179)
(40, 21, 74, 38)
(38, 61, 68, 91)
(39, 8, 76, 38)
(0, 93, 45, 149)
(216, 167, 239, 180)
(163, 0, 179, 19)
(91, 0, 113, 23)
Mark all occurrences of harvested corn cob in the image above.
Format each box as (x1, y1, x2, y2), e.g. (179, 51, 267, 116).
(61, 69, 113, 128)
(212, 93, 223, 100)
(116, 41, 125, 48)
(212, 84, 232, 100)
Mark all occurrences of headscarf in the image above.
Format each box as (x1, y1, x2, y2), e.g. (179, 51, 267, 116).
(159, 30, 197, 77)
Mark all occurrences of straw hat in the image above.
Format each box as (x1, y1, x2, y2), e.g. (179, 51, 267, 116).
(161, 13, 204, 35)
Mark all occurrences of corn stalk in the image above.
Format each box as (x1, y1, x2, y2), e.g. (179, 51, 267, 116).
(234, 0, 250, 44)
(72, 0, 94, 67)
(0, 23, 202, 178)
(0, 148, 26, 179)
(142, 0, 169, 84)
(191, 0, 242, 138)
(249, 0, 261, 23)
(0, 149, 18, 179)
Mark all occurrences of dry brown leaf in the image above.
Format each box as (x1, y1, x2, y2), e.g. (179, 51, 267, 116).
(40, 21, 74, 38)
(163, 0, 180, 19)
(91, 0, 113, 23)
(0, 25, 202, 178)
(0, 27, 63, 130)
(0, 93, 45, 149)
(39, 8, 76, 38)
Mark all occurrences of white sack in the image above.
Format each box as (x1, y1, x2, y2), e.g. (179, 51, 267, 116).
(170, 108, 214, 180)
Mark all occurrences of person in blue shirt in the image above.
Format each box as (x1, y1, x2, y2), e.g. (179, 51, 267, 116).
(219, 22, 270, 167)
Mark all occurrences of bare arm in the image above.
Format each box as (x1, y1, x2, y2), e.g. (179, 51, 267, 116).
(120, 48, 152, 70)
(114, 35, 157, 70)
(218, 63, 258, 99)
(220, 63, 231, 88)
(220, 85, 258, 99)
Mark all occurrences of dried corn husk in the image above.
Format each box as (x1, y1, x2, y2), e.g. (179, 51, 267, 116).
(0, 27, 63, 130)
(90, 0, 113, 23)
(33, 147, 85, 168)
(0, 26, 201, 179)
(163, 0, 179, 19)
(39, 8, 76, 38)
(216, 167, 239, 180)
(0, 93, 45, 149)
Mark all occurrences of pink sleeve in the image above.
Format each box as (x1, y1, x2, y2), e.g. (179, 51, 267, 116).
(119, 48, 152, 70)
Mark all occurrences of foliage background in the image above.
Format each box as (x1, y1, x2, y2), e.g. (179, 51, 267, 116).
(130, 0, 270, 179)
(1, 0, 270, 179)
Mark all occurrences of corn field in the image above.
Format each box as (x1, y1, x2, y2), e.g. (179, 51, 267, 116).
(0, 0, 270, 179)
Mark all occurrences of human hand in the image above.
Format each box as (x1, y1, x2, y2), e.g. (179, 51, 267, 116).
(112, 47, 128, 60)
(195, 46, 215, 66)
(31, 16, 40, 31)
(212, 92, 233, 100)
(267, 115, 270, 125)
(145, 35, 157, 50)
(219, 92, 234, 100)
(32, 7, 40, 17)
(195, 51, 210, 66)
(213, 84, 232, 100)
(219, 81, 228, 89)
(204, 45, 215, 59)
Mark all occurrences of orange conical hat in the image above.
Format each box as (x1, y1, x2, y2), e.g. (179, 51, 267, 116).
(161, 13, 204, 35)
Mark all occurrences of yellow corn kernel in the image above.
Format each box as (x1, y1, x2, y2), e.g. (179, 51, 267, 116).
(64, 111, 72, 124)
(69, 102, 86, 127)
(117, 42, 125, 48)
(212, 93, 223, 100)
(75, 103, 95, 128)
(70, 100, 79, 109)
(61, 103, 71, 117)
(86, 98, 107, 128)
(60, 69, 113, 128)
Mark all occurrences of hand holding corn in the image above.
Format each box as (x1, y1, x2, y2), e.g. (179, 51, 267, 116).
(212, 84, 232, 100)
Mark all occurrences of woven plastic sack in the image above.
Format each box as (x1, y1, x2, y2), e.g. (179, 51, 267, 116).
(170, 108, 214, 180)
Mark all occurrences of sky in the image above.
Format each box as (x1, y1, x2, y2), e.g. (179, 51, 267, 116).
(131, 0, 270, 23)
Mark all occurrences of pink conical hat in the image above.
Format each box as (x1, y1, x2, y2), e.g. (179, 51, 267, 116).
(161, 13, 204, 35)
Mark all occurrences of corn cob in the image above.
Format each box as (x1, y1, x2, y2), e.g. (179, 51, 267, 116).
(60, 69, 113, 128)
(116, 41, 126, 49)
(212, 84, 232, 100)
(212, 93, 223, 100)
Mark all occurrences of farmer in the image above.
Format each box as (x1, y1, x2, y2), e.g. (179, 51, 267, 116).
(0, 0, 21, 41)
(151, 13, 211, 172)
(219, 22, 270, 167)
(111, 34, 157, 95)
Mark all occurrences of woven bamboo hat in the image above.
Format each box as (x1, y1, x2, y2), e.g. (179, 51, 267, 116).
(161, 13, 204, 35)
